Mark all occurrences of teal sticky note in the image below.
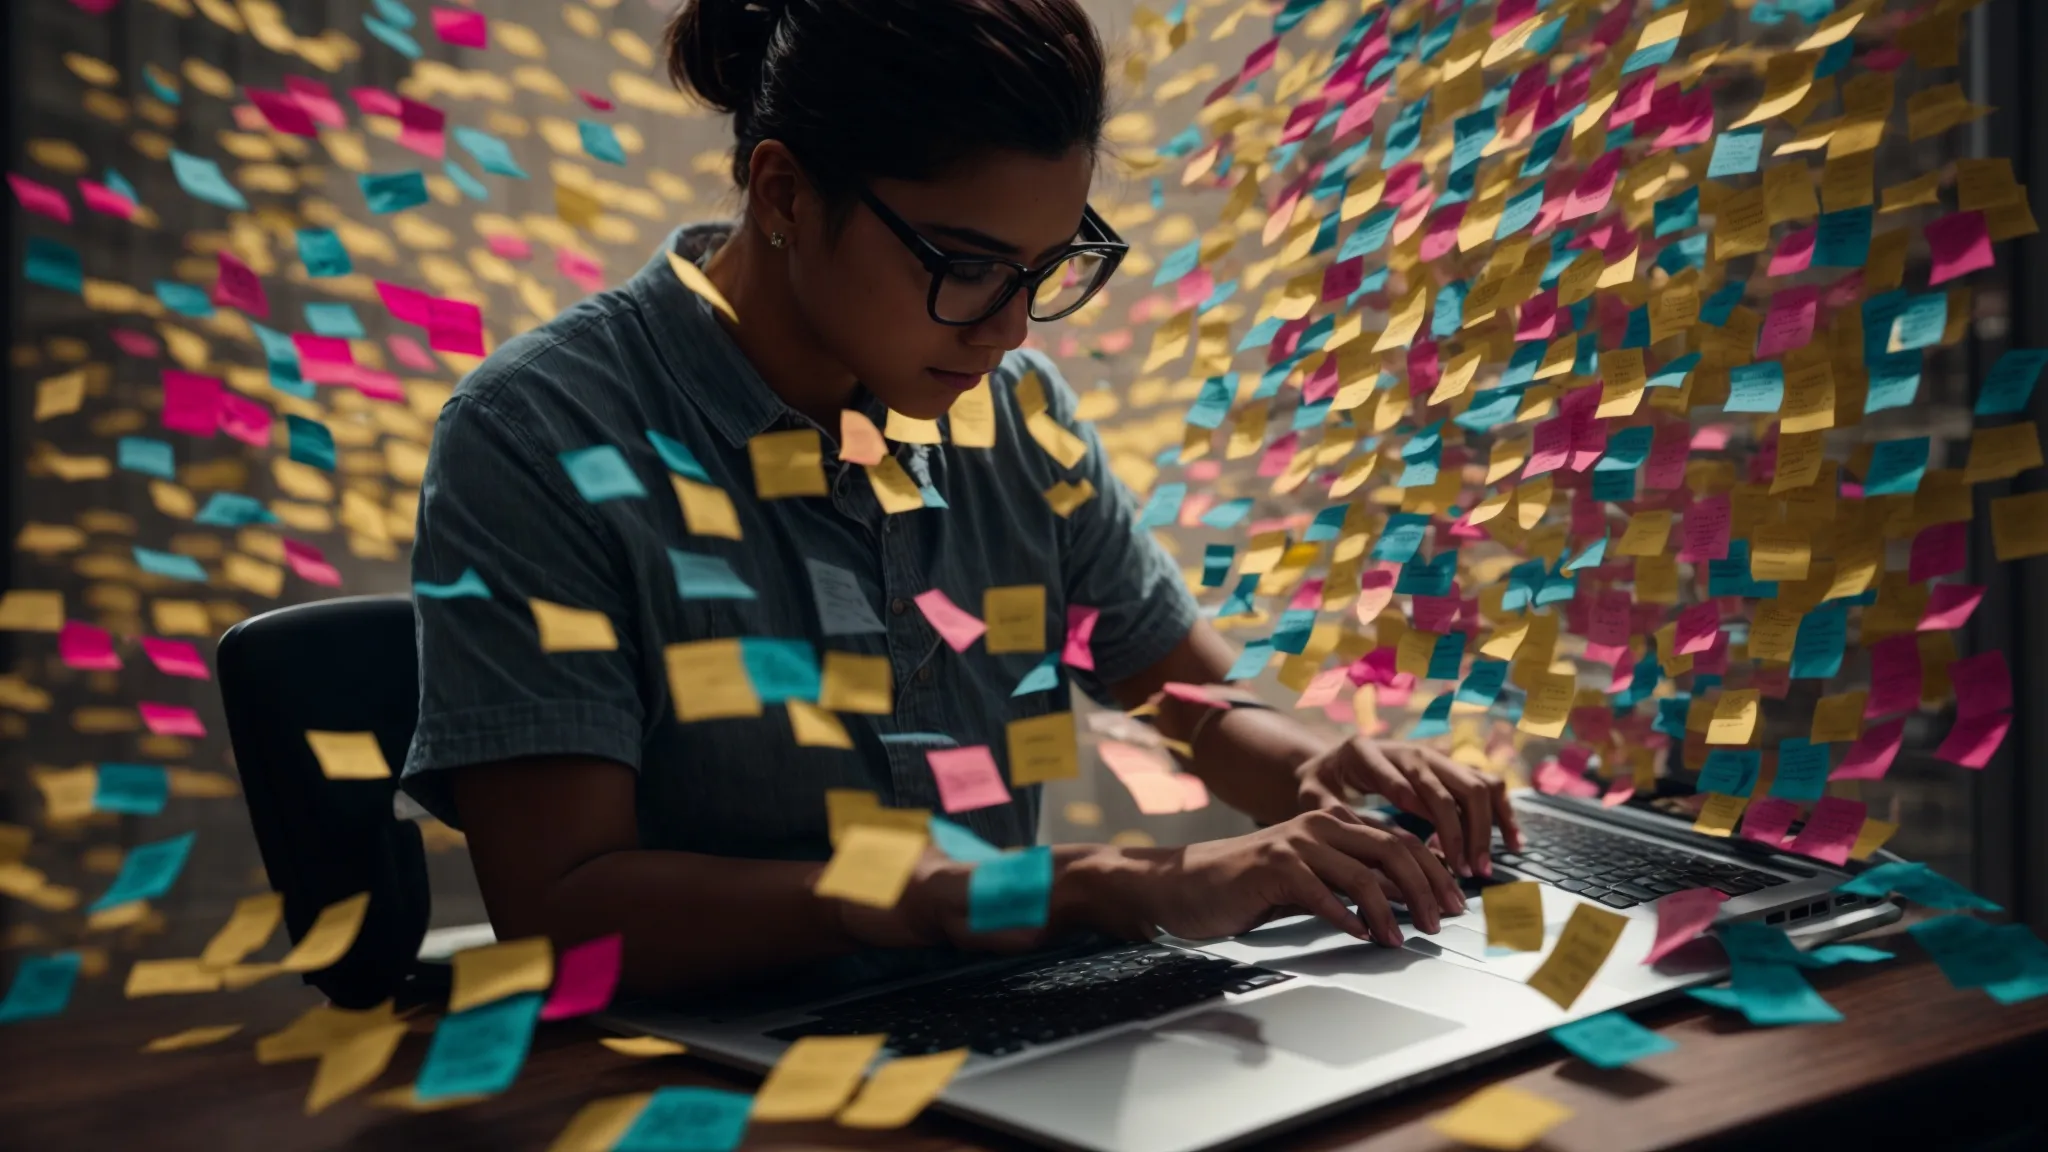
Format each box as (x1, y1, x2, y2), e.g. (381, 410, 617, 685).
(297, 228, 352, 277)
(1152, 239, 1201, 287)
(644, 430, 711, 482)
(1836, 861, 2000, 910)
(615, 1086, 752, 1152)
(415, 993, 542, 1101)
(877, 732, 957, 746)
(968, 845, 1053, 932)
(1769, 739, 1829, 801)
(1725, 362, 1784, 412)
(1653, 186, 1700, 237)
(560, 445, 647, 502)
(444, 157, 489, 201)
(359, 171, 428, 214)
(1865, 351, 1922, 413)
(287, 415, 337, 472)
(154, 280, 215, 318)
(196, 494, 275, 528)
(1371, 513, 1429, 562)
(1217, 573, 1258, 617)
(94, 763, 169, 815)
(1011, 653, 1061, 696)
(1813, 206, 1873, 268)
(133, 547, 207, 582)
(1494, 182, 1545, 240)
(1862, 436, 1929, 495)
(90, 831, 196, 912)
(737, 637, 819, 702)
(25, 237, 82, 293)
(118, 437, 175, 479)
(1549, 1011, 1676, 1069)
(919, 483, 948, 509)
(1200, 497, 1252, 529)
(1984, 924, 2048, 1005)
(1790, 604, 1846, 678)
(1456, 660, 1508, 707)
(1708, 128, 1764, 177)
(1887, 292, 1947, 352)
(304, 302, 365, 338)
(1201, 544, 1234, 588)
(1562, 536, 1607, 572)
(453, 127, 529, 179)
(363, 13, 423, 58)
(372, 0, 415, 27)
(1185, 375, 1235, 428)
(0, 953, 83, 1025)
(578, 119, 627, 165)
(1697, 749, 1760, 796)
(1976, 349, 2048, 416)
(1690, 959, 1843, 1025)
(169, 150, 248, 210)
(1137, 482, 1186, 529)
(1408, 692, 1453, 738)
(669, 549, 757, 600)
(1426, 631, 1466, 680)
(415, 568, 492, 600)
(929, 816, 1006, 863)
(1909, 915, 2011, 990)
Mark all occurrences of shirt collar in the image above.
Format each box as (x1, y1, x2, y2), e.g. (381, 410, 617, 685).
(628, 222, 795, 450)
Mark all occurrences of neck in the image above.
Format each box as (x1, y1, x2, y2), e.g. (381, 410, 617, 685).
(701, 223, 857, 430)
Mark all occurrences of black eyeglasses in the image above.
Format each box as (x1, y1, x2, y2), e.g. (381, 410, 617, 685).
(858, 187, 1128, 326)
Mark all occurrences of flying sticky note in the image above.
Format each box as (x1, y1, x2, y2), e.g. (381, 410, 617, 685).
(1483, 881, 1545, 951)
(1061, 605, 1100, 671)
(1549, 1011, 1676, 1069)
(560, 445, 647, 502)
(837, 1048, 969, 1129)
(0, 590, 64, 632)
(542, 934, 622, 1021)
(1007, 711, 1078, 785)
(601, 1036, 688, 1058)
(169, 150, 247, 210)
(279, 892, 371, 972)
(968, 845, 1054, 932)
(1645, 887, 1728, 965)
(664, 638, 763, 721)
(415, 993, 543, 1101)
(94, 764, 168, 815)
(530, 599, 619, 653)
(915, 589, 986, 652)
(804, 561, 886, 635)
(360, 170, 429, 214)
(90, 831, 195, 912)
(305, 1019, 408, 1114)
(453, 127, 528, 179)
(579, 119, 627, 165)
(982, 585, 1047, 653)
(143, 1024, 244, 1053)
(305, 731, 392, 781)
(431, 6, 487, 47)
(815, 824, 927, 908)
(416, 569, 491, 600)
(819, 652, 892, 714)
(752, 1033, 886, 1121)
(449, 937, 554, 1014)
(748, 429, 829, 499)
(1429, 1084, 1572, 1151)
(548, 1094, 654, 1152)
(670, 550, 757, 601)
(788, 700, 854, 748)
(616, 1087, 751, 1152)
(0, 952, 82, 1024)
(1528, 902, 1628, 1010)
(201, 892, 283, 968)
(927, 746, 1011, 814)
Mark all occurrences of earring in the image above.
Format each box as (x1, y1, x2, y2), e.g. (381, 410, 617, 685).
(769, 231, 787, 249)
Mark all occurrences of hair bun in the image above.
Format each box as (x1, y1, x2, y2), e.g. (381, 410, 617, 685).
(664, 0, 784, 117)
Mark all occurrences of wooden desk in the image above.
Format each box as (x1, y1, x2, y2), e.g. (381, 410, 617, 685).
(3, 930, 2045, 1152)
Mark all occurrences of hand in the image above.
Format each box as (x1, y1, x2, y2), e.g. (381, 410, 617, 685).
(1089, 811, 1466, 948)
(1293, 737, 1522, 878)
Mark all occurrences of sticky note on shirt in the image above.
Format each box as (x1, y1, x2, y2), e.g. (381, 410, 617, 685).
(927, 746, 1011, 814)
(1527, 902, 1628, 1010)
(530, 599, 619, 653)
(449, 937, 553, 1014)
(672, 476, 743, 540)
(837, 1048, 969, 1129)
(751, 1033, 885, 1121)
(814, 824, 927, 909)
(805, 561, 886, 635)
(415, 992, 543, 1101)
(1429, 1083, 1572, 1151)
(982, 585, 1047, 653)
(1483, 881, 1545, 951)
(663, 638, 763, 721)
(748, 429, 829, 499)
(916, 589, 987, 651)
(818, 651, 893, 714)
(560, 445, 647, 502)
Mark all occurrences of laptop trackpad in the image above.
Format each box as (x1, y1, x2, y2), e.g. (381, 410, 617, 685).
(1155, 984, 1461, 1067)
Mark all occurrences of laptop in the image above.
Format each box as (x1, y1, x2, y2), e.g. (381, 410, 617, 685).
(607, 789, 1903, 1152)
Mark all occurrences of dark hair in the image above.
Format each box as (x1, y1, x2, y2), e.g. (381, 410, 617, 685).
(665, 0, 1106, 204)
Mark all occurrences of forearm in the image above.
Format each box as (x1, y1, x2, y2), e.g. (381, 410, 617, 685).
(1157, 699, 1326, 826)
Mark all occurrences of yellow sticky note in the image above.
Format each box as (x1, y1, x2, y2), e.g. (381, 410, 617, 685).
(126, 958, 225, 998)
(1850, 818, 1899, 861)
(1517, 673, 1574, 738)
(1992, 491, 2048, 560)
(530, 599, 618, 653)
(1965, 422, 2043, 483)
(1615, 510, 1673, 556)
(948, 381, 997, 449)
(673, 476, 742, 540)
(1526, 902, 1628, 1010)
(1026, 411, 1090, 470)
(201, 891, 282, 968)
(1706, 689, 1759, 745)
(983, 585, 1047, 653)
(306, 1020, 408, 1115)
(1750, 527, 1812, 582)
(823, 789, 930, 847)
(748, 429, 830, 499)
(0, 823, 29, 866)
(665, 250, 737, 323)
(1811, 690, 1867, 743)
(1693, 793, 1749, 837)
(1430, 1083, 1573, 1151)
(866, 457, 927, 514)
(0, 589, 64, 632)
(256, 1000, 401, 1065)
(1733, 49, 1817, 129)
(837, 1048, 970, 1129)
(1007, 711, 1079, 785)
(600, 1035, 688, 1058)
(305, 730, 391, 780)
(1483, 881, 1545, 952)
(665, 639, 763, 722)
(34, 369, 86, 420)
(819, 651, 893, 714)
(449, 936, 553, 1014)
(280, 892, 370, 973)
(883, 410, 943, 445)
(1043, 478, 1095, 517)
(547, 1093, 654, 1152)
(814, 824, 927, 909)
(143, 1024, 243, 1053)
(752, 1033, 888, 1121)
(789, 700, 854, 748)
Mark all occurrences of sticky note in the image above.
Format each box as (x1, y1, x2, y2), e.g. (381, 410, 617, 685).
(1429, 1084, 1572, 1151)
(1483, 881, 1545, 951)
(1527, 902, 1628, 1010)
(126, 958, 224, 997)
(916, 589, 987, 651)
(1708, 127, 1764, 177)
(0, 952, 82, 1024)
(93, 763, 168, 815)
(560, 445, 647, 502)
(1936, 711, 2011, 769)
(450, 937, 554, 1014)
(548, 1093, 653, 1152)
(837, 1048, 969, 1129)
(305, 731, 391, 780)
(169, 150, 247, 210)
(360, 170, 429, 214)
(305, 1020, 408, 1114)
(415, 569, 491, 600)
(982, 585, 1047, 652)
(673, 476, 743, 540)
(805, 561, 886, 635)
(1976, 349, 2048, 415)
(1061, 605, 1100, 671)
(143, 1024, 244, 1053)
(788, 701, 854, 748)
(90, 831, 195, 912)
(752, 1033, 886, 1121)
(669, 550, 757, 601)
(1692, 793, 1749, 837)
(453, 126, 528, 179)
(201, 892, 283, 968)
(1007, 711, 1078, 785)
(530, 599, 618, 653)
(577, 119, 628, 165)
(818, 652, 892, 714)
(748, 429, 829, 499)
(1644, 888, 1727, 965)
(928, 816, 1005, 864)
(432, 6, 487, 47)
(1839, 861, 1999, 910)
(601, 1036, 688, 1058)
(927, 746, 1011, 813)
(1787, 796, 1867, 865)
(297, 227, 352, 277)
(814, 824, 927, 908)
(280, 892, 370, 972)
(1707, 689, 1759, 745)
(0, 590, 63, 632)
(664, 639, 763, 721)
(416, 993, 542, 1101)
(616, 1087, 752, 1152)
(1993, 492, 2048, 560)
(1770, 739, 1831, 801)
(1548, 1011, 1676, 1069)
(969, 845, 1054, 932)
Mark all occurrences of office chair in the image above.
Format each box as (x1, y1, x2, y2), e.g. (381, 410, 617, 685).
(217, 594, 451, 1009)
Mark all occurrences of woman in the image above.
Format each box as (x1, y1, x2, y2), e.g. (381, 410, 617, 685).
(402, 0, 1520, 1001)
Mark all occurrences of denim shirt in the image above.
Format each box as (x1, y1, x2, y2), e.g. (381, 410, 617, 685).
(402, 222, 1196, 882)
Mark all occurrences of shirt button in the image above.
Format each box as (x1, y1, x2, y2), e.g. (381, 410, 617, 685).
(916, 666, 933, 684)
(891, 598, 910, 616)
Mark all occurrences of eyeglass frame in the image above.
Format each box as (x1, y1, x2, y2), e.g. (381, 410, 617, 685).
(856, 186, 1128, 326)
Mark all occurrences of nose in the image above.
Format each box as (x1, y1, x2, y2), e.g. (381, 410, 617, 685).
(963, 285, 1031, 352)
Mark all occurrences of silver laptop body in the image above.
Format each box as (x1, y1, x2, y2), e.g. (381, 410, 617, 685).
(607, 790, 1903, 1152)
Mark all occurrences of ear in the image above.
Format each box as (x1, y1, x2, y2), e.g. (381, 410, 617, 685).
(744, 140, 812, 247)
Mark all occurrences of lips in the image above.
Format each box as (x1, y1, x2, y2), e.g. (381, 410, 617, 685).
(926, 368, 985, 390)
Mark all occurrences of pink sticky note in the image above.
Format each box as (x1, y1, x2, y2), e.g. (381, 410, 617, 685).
(111, 329, 159, 358)
(1832, 717, 1903, 781)
(1256, 431, 1299, 478)
(292, 333, 353, 364)
(217, 393, 274, 448)
(284, 76, 346, 127)
(485, 232, 532, 261)
(384, 333, 437, 371)
(1601, 776, 1635, 808)
(1563, 150, 1622, 219)
(1926, 210, 1993, 286)
(927, 745, 1011, 814)
(140, 636, 211, 680)
(1936, 711, 2010, 769)
(350, 368, 405, 403)
(1172, 773, 1210, 812)
(212, 252, 268, 318)
(425, 297, 484, 355)
(1865, 634, 1922, 717)
(70, 0, 121, 11)
(1062, 605, 1099, 671)
(139, 702, 207, 738)
(1679, 494, 1732, 562)
(1645, 888, 1728, 965)
(557, 249, 606, 293)
(541, 933, 620, 1021)
(9, 173, 73, 223)
(162, 370, 224, 437)
(58, 621, 122, 671)
(301, 358, 360, 386)
(79, 179, 136, 219)
(246, 88, 317, 137)
(397, 98, 447, 160)
(1755, 286, 1819, 357)
(1419, 204, 1466, 262)
(1673, 602, 1719, 655)
(431, 6, 489, 48)
(915, 590, 986, 652)
(1740, 797, 1800, 847)
(1786, 797, 1866, 866)
(1295, 667, 1350, 710)
(377, 280, 434, 325)
(1948, 651, 2012, 718)
(577, 90, 615, 112)
(1766, 227, 1816, 277)
(350, 87, 403, 118)
(1919, 584, 1984, 631)
(283, 539, 342, 587)
(1908, 521, 1967, 584)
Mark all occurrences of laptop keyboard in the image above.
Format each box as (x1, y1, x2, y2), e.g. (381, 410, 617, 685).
(766, 945, 1291, 1057)
(1494, 811, 1799, 909)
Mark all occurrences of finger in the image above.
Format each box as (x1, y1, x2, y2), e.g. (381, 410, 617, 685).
(1277, 863, 1371, 941)
(1389, 747, 1470, 877)
(1402, 828, 1467, 916)
(1429, 756, 1496, 878)
(1488, 774, 1524, 852)
(1302, 844, 1403, 946)
(1323, 821, 1443, 933)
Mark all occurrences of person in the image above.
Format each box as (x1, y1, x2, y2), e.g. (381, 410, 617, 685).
(401, 0, 1520, 1002)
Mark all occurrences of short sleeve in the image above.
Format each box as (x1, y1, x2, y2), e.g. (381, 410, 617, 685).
(1016, 350, 1199, 702)
(400, 390, 647, 827)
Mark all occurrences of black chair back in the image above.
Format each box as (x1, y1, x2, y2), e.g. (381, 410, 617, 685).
(217, 594, 440, 1008)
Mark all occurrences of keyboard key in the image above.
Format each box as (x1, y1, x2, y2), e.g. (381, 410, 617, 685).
(1596, 892, 1640, 909)
(1611, 883, 1659, 901)
(1516, 863, 1567, 883)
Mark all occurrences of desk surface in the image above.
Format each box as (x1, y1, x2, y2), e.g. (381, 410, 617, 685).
(3, 928, 2045, 1152)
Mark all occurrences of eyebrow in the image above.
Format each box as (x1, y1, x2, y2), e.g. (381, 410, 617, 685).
(919, 221, 1077, 266)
